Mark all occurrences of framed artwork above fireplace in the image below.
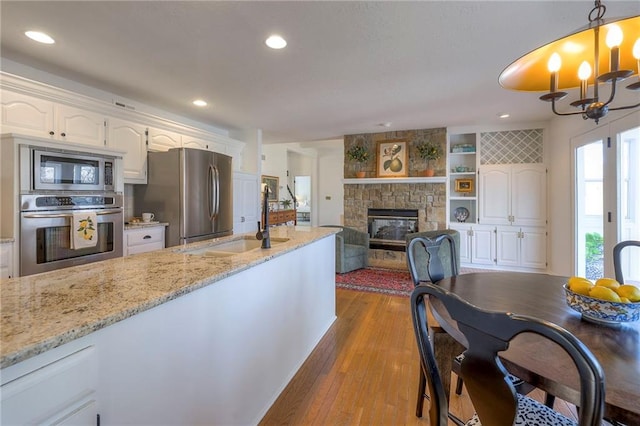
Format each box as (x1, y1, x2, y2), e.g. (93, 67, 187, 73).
(376, 140, 408, 178)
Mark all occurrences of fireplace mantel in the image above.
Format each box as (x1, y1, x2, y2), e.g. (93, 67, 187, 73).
(343, 177, 447, 184)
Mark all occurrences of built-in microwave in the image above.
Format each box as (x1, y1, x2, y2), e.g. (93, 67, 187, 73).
(29, 147, 115, 192)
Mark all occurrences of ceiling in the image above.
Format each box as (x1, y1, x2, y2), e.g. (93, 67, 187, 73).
(1, 1, 639, 144)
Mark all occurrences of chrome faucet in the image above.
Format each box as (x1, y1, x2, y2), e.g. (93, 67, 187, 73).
(256, 185, 271, 248)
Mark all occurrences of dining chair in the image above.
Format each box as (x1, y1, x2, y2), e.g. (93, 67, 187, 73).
(613, 240, 640, 284)
(406, 234, 553, 418)
(410, 282, 606, 426)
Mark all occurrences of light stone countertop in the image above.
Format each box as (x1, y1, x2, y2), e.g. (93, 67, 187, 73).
(124, 222, 169, 230)
(0, 226, 338, 369)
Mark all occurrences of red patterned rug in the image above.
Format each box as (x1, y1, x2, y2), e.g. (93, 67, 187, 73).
(335, 267, 492, 297)
(335, 267, 414, 296)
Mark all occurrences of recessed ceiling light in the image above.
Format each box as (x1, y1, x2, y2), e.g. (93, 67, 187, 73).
(25, 31, 55, 44)
(193, 99, 207, 107)
(265, 35, 287, 49)
(499, 113, 510, 119)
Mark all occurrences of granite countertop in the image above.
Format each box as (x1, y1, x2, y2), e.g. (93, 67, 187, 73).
(0, 226, 338, 369)
(124, 221, 169, 230)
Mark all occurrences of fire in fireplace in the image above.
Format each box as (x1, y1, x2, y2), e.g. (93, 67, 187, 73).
(367, 208, 419, 251)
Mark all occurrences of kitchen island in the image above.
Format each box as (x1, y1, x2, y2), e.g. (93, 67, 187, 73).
(1, 226, 338, 425)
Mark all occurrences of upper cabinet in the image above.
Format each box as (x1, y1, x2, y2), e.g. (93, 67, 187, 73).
(1, 92, 108, 147)
(148, 127, 181, 152)
(479, 163, 546, 227)
(108, 118, 148, 183)
(54, 104, 107, 147)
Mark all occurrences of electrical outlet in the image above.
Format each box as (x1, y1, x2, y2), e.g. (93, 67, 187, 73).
(325, 196, 331, 200)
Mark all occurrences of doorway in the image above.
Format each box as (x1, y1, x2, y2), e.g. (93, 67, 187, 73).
(294, 176, 311, 226)
(572, 111, 640, 282)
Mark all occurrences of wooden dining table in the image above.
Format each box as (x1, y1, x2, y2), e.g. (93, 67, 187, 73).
(429, 272, 640, 425)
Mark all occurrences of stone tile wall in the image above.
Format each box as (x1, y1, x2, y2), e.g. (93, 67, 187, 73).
(343, 127, 448, 268)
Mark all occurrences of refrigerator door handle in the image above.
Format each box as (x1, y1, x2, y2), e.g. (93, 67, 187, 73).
(209, 165, 219, 220)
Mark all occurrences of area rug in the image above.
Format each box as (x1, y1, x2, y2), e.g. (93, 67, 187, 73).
(335, 267, 493, 297)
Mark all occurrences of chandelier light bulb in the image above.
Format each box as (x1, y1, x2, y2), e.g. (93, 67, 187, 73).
(578, 61, 592, 80)
(547, 53, 562, 73)
(605, 24, 623, 49)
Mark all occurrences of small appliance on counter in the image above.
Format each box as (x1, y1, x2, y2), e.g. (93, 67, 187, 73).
(134, 148, 233, 247)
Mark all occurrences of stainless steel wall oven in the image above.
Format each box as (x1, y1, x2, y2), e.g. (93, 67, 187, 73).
(20, 193, 123, 276)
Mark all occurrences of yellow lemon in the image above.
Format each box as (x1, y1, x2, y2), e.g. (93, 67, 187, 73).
(595, 277, 620, 290)
(589, 286, 622, 303)
(616, 285, 640, 303)
(568, 276, 592, 287)
(568, 279, 593, 296)
(620, 297, 631, 304)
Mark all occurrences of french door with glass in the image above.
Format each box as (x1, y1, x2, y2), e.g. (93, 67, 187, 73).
(573, 111, 640, 283)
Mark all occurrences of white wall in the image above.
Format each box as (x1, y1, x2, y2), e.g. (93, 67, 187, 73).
(318, 152, 344, 225)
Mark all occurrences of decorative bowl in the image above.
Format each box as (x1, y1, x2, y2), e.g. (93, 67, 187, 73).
(564, 285, 640, 326)
(453, 206, 470, 223)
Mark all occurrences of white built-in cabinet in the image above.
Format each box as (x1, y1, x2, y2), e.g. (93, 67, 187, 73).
(450, 223, 495, 266)
(124, 226, 165, 256)
(496, 225, 547, 269)
(0, 241, 14, 279)
(108, 118, 148, 183)
(448, 128, 547, 271)
(1, 341, 98, 425)
(148, 127, 182, 152)
(233, 172, 259, 234)
(479, 163, 546, 227)
(1, 91, 107, 147)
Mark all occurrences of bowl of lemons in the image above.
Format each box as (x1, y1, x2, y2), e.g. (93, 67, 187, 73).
(564, 277, 640, 326)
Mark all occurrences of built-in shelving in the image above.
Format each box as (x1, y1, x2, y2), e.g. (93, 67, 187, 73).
(448, 133, 478, 223)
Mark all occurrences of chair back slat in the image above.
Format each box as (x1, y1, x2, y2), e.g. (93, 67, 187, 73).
(407, 234, 458, 286)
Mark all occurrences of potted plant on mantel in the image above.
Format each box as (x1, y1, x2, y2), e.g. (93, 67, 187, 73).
(416, 141, 442, 177)
(346, 145, 369, 178)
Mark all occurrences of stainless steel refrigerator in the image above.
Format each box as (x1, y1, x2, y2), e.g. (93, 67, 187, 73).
(135, 148, 233, 247)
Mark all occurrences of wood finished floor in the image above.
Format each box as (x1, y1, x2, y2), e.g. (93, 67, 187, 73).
(260, 288, 578, 425)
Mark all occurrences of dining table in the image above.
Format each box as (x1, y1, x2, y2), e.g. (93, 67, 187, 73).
(429, 272, 640, 425)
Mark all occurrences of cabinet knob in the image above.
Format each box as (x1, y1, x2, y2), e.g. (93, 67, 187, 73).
(143, 235, 152, 239)
(61, 132, 66, 137)
(49, 131, 55, 136)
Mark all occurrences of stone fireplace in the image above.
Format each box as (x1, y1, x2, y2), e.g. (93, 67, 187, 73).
(368, 208, 418, 251)
(343, 127, 448, 269)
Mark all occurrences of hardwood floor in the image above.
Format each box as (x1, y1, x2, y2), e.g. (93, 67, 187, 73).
(260, 289, 577, 425)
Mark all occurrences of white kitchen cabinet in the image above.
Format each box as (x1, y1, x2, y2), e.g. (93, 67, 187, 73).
(479, 163, 546, 227)
(450, 223, 495, 267)
(496, 226, 547, 270)
(108, 118, 148, 184)
(124, 226, 165, 256)
(1, 90, 55, 139)
(233, 172, 259, 233)
(0, 241, 14, 279)
(147, 127, 181, 152)
(1, 343, 98, 425)
(182, 135, 228, 154)
(54, 104, 107, 147)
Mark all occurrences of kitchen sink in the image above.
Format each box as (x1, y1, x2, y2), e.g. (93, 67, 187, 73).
(179, 235, 290, 257)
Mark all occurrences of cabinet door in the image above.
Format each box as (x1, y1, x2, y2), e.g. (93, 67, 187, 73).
(182, 136, 209, 151)
(479, 166, 510, 225)
(472, 226, 496, 265)
(512, 164, 546, 227)
(0, 242, 13, 279)
(55, 104, 106, 147)
(520, 227, 547, 269)
(496, 226, 520, 267)
(1, 91, 54, 138)
(449, 224, 472, 264)
(233, 173, 259, 233)
(109, 118, 148, 183)
(148, 127, 181, 152)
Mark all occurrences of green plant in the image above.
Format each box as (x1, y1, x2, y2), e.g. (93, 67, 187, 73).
(416, 141, 442, 162)
(346, 145, 369, 163)
(280, 199, 293, 209)
(585, 232, 604, 262)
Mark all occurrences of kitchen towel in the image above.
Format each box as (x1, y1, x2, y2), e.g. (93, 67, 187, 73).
(70, 211, 98, 249)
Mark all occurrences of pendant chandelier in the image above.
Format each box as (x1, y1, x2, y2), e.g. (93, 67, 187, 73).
(499, 1, 640, 124)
